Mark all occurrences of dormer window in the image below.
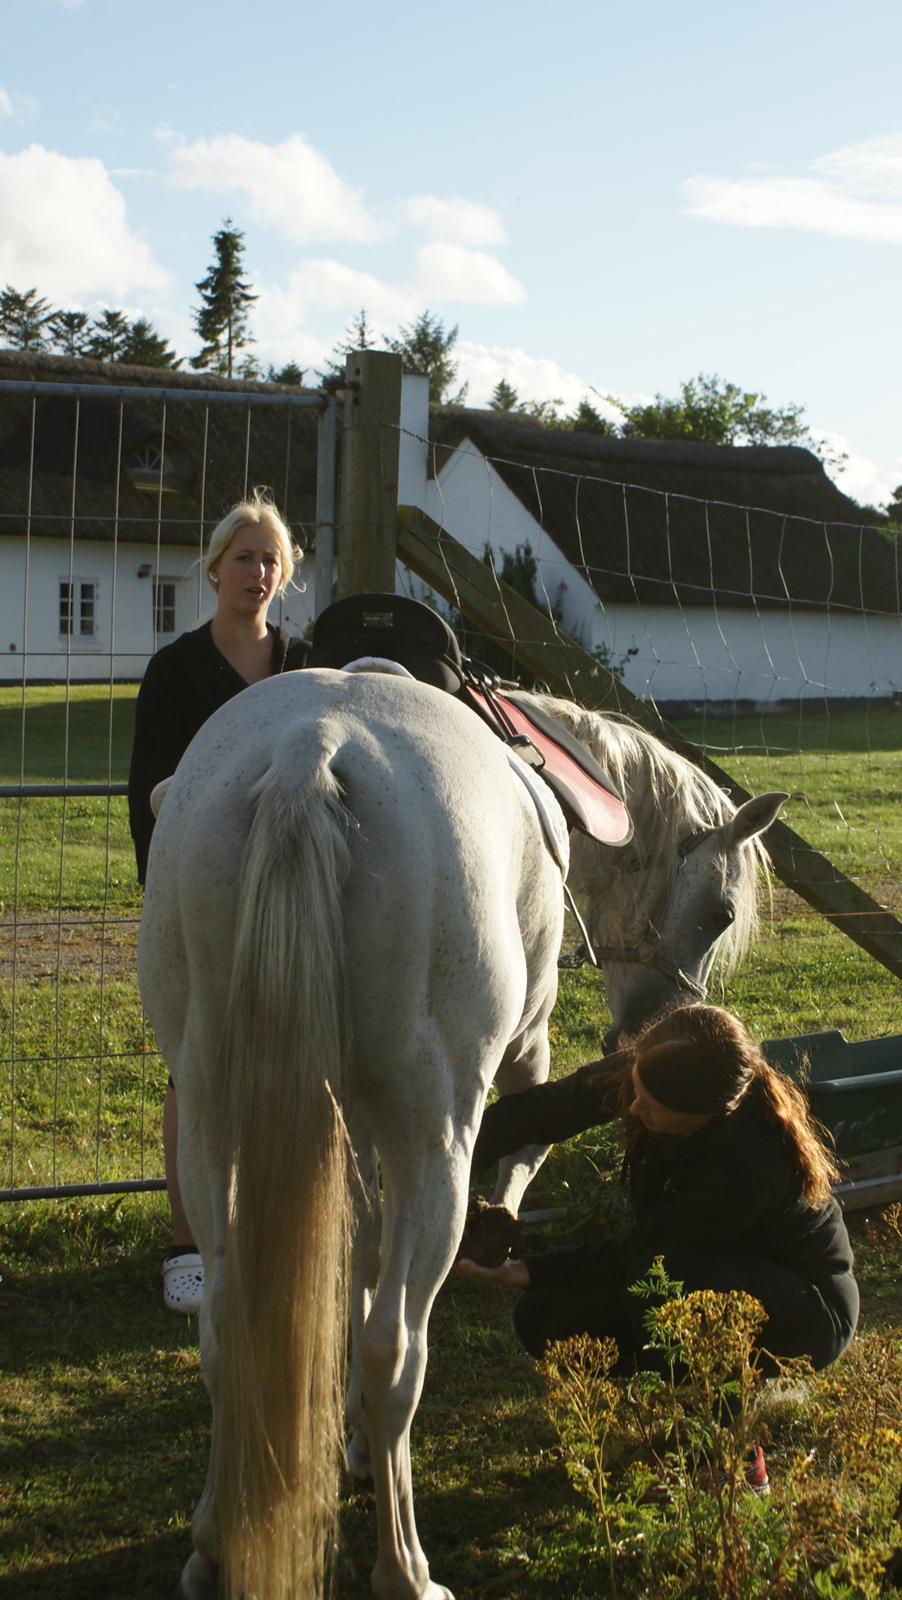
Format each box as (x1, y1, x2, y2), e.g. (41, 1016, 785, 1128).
(127, 435, 192, 494)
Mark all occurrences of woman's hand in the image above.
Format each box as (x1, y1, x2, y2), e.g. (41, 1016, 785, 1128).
(455, 1256, 530, 1290)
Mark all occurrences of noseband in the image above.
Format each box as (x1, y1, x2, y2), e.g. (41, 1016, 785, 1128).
(559, 829, 711, 1001)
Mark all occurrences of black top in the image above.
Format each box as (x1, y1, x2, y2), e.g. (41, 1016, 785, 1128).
(474, 1059, 854, 1288)
(127, 620, 308, 883)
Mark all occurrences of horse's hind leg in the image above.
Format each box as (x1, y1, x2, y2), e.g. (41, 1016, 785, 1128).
(361, 1142, 468, 1600)
(346, 1132, 382, 1480)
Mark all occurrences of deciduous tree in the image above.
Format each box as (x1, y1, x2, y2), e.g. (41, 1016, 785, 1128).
(617, 372, 830, 456)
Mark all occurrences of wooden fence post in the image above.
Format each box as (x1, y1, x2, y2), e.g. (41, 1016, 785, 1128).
(337, 349, 403, 598)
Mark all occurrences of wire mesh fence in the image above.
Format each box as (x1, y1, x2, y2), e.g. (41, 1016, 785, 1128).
(0, 370, 333, 1198)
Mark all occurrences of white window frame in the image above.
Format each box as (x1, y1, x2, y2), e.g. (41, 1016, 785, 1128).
(153, 577, 178, 637)
(59, 577, 100, 642)
(128, 440, 184, 493)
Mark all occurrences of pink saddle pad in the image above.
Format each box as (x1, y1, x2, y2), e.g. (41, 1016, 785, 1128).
(460, 686, 632, 847)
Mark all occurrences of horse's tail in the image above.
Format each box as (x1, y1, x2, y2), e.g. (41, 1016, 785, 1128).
(213, 739, 352, 1600)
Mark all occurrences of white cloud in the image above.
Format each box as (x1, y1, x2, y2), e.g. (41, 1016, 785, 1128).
(815, 136, 902, 195)
(152, 123, 183, 148)
(85, 107, 123, 138)
(683, 133, 902, 244)
(168, 134, 377, 244)
(0, 88, 39, 121)
(252, 327, 332, 379)
(403, 195, 506, 247)
(0, 145, 168, 300)
(455, 340, 621, 416)
(256, 260, 414, 333)
(821, 432, 899, 511)
(416, 242, 526, 304)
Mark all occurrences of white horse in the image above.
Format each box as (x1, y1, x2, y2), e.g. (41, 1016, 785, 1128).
(139, 670, 785, 1600)
(140, 668, 568, 1600)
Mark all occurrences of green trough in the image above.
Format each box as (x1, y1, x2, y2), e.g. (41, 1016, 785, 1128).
(764, 1032, 902, 1211)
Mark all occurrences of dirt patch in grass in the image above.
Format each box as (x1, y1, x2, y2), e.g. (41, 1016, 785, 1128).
(0, 911, 139, 984)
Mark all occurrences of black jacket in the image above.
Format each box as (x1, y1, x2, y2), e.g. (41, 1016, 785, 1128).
(127, 621, 308, 883)
(474, 1060, 854, 1289)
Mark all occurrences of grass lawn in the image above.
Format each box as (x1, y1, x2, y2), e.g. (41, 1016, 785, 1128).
(0, 687, 899, 1596)
(0, 1182, 899, 1598)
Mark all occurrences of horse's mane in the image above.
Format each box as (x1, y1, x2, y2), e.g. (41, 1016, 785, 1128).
(520, 692, 770, 972)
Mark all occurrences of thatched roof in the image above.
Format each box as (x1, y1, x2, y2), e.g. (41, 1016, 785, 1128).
(429, 409, 899, 615)
(0, 350, 318, 547)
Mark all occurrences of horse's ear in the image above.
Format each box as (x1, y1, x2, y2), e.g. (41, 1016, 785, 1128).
(727, 791, 788, 847)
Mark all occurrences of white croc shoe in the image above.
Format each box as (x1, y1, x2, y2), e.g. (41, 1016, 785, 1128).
(162, 1251, 204, 1315)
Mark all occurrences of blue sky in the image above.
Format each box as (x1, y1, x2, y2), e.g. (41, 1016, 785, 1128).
(2, 0, 899, 506)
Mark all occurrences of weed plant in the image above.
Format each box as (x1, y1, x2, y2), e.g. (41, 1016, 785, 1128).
(537, 1255, 902, 1599)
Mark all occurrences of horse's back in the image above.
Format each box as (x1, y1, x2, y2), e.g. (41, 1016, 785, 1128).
(139, 670, 563, 1075)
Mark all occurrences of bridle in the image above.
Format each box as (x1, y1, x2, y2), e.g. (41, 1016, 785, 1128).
(559, 828, 713, 1002)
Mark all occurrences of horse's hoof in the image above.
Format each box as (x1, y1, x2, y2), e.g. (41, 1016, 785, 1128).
(171, 1552, 220, 1599)
(459, 1196, 522, 1266)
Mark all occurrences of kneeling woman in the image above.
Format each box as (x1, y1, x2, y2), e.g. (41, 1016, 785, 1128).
(459, 1006, 858, 1377)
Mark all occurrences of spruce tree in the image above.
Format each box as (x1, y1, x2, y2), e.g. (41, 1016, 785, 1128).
(386, 310, 466, 404)
(122, 318, 181, 368)
(562, 398, 615, 435)
(266, 361, 306, 385)
(191, 219, 258, 378)
(0, 286, 57, 350)
(321, 308, 377, 381)
(86, 309, 132, 362)
(51, 310, 92, 357)
(488, 378, 521, 412)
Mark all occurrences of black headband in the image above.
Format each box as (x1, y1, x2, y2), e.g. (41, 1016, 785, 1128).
(636, 1048, 740, 1115)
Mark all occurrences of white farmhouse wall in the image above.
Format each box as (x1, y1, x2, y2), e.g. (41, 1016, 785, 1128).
(0, 537, 201, 682)
(603, 602, 902, 704)
(398, 423, 902, 705)
(423, 442, 601, 645)
(0, 535, 315, 683)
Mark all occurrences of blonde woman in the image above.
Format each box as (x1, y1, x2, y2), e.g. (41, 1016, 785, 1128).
(128, 492, 307, 1312)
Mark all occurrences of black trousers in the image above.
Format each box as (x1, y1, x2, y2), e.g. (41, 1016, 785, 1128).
(514, 1245, 858, 1374)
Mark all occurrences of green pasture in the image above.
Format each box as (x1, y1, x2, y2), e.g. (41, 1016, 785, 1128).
(2, 688, 899, 1193)
(0, 686, 900, 1596)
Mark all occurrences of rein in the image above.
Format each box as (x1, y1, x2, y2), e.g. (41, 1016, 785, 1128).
(559, 829, 711, 1001)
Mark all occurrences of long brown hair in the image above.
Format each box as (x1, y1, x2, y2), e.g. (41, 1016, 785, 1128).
(619, 1005, 840, 1206)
